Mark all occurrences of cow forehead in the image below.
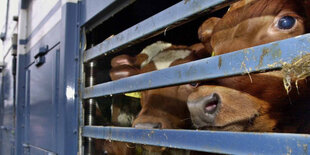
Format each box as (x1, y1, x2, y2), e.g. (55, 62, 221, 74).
(152, 49, 191, 70)
(140, 41, 172, 68)
(214, 0, 300, 34)
(139, 41, 192, 71)
(228, 0, 255, 12)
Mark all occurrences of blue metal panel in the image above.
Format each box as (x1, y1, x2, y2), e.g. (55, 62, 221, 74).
(16, 22, 62, 155)
(83, 33, 310, 99)
(0, 71, 3, 153)
(83, 0, 237, 63)
(24, 45, 60, 153)
(81, 0, 135, 27)
(83, 126, 310, 154)
(23, 144, 57, 155)
(1, 53, 16, 155)
(0, 128, 15, 155)
(2, 53, 15, 131)
(28, 26, 62, 65)
(16, 2, 80, 155)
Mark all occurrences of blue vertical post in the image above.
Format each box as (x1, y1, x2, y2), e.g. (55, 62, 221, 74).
(15, 53, 29, 155)
(58, 1, 80, 154)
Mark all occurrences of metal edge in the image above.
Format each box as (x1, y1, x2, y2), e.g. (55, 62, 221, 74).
(82, 126, 310, 154)
(58, 2, 80, 155)
(83, 0, 238, 63)
(81, 0, 136, 28)
(83, 33, 310, 99)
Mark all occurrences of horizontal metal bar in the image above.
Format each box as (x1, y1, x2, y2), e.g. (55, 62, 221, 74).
(83, 0, 237, 63)
(83, 33, 310, 99)
(81, 0, 135, 28)
(83, 126, 310, 154)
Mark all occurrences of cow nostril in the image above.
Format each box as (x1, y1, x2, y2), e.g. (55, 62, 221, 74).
(134, 122, 162, 129)
(203, 93, 220, 114)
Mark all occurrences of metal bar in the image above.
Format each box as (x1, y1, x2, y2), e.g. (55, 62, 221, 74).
(78, 27, 86, 155)
(84, 62, 96, 155)
(83, 33, 310, 99)
(83, 0, 238, 63)
(83, 126, 310, 154)
(81, 0, 135, 28)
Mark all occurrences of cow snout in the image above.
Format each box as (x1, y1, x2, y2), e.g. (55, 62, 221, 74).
(187, 93, 221, 128)
(134, 122, 162, 129)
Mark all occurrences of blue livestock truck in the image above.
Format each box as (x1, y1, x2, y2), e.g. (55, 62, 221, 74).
(0, 0, 309, 154)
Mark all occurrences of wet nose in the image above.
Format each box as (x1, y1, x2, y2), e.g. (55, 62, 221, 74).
(201, 93, 220, 114)
(134, 122, 162, 129)
(187, 93, 221, 127)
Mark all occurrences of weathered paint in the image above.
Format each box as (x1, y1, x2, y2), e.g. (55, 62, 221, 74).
(83, 126, 310, 154)
(83, 0, 238, 63)
(257, 48, 269, 69)
(83, 33, 310, 99)
(218, 56, 222, 69)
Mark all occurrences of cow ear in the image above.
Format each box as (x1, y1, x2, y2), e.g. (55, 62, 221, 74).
(198, 17, 221, 55)
(228, 0, 254, 12)
(110, 54, 140, 80)
(134, 54, 149, 68)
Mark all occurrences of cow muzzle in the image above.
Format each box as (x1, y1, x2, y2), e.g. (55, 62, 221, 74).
(187, 93, 221, 128)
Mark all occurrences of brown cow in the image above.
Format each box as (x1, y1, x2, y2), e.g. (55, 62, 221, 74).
(110, 41, 205, 129)
(106, 41, 206, 154)
(188, 0, 310, 133)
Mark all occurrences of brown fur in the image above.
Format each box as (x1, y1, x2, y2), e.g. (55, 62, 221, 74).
(190, 43, 210, 58)
(189, 0, 310, 133)
(198, 17, 221, 55)
(211, 0, 307, 55)
(102, 140, 135, 155)
(112, 44, 198, 129)
(107, 43, 201, 154)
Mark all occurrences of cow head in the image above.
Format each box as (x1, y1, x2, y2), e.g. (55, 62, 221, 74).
(110, 41, 204, 129)
(202, 0, 310, 55)
(188, 0, 310, 132)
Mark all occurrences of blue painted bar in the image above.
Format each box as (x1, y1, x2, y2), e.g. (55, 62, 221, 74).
(58, 3, 80, 155)
(83, 126, 310, 154)
(81, 0, 135, 27)
(82, 0, 117, 23)
(83, 33, 310, 99)
(83, 0, 237, 62)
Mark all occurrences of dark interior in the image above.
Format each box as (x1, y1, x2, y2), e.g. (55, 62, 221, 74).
(84, 2, 229, 154)
(83, 0, 229, 125)
(85, 1, 228, 84)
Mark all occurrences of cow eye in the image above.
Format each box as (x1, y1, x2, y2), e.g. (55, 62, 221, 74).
(277, 16, 296, 30)
(189, 82, 199, 87)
